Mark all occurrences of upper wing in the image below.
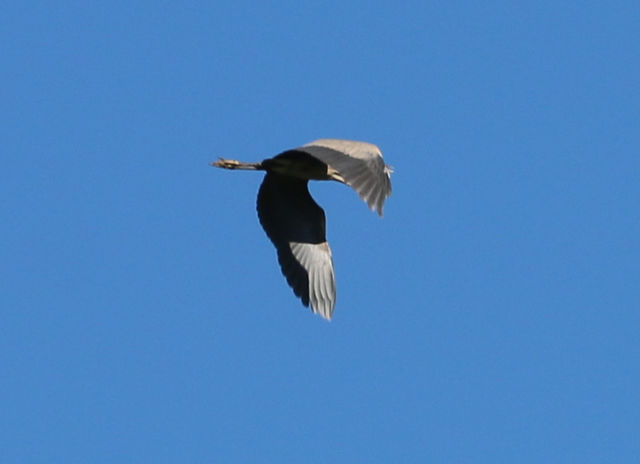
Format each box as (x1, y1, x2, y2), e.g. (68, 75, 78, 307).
(257, 173, 336, 320)
(298, 139, 393, 216)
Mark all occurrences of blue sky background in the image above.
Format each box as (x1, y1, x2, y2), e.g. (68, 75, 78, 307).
(2, 1, 639, 462)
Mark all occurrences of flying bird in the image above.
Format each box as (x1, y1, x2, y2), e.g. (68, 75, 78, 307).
(211, 139, 392, 320)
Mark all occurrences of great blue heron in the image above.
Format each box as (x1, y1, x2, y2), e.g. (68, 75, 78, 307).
(212, 139, 393, 320)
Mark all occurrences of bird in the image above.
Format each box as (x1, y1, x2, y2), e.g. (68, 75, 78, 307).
(211, 139, 393, 320)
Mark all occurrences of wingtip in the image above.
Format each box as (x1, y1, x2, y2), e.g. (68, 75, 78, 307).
(320, 311, 334, 321)
(312, 303, 335, 321)
(371, 202, 384, 217)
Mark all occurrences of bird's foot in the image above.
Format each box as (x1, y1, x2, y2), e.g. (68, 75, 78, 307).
(210, 158, 261, 170)
(211, 158, 241, 169)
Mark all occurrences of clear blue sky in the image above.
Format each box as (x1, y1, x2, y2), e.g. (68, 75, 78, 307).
(2, 1, 639, 462)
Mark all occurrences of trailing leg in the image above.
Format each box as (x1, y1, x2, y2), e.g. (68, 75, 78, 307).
(211, 158, 264, 170)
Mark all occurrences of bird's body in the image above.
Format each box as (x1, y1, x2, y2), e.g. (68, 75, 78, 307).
(212, 139, 392, 320)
